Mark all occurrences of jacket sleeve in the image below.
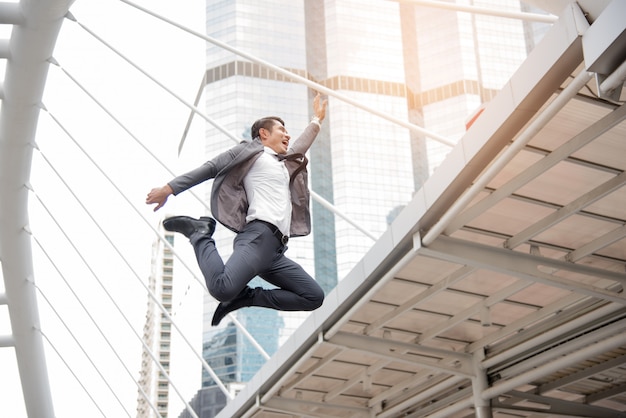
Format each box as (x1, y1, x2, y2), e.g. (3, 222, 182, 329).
(167, 141, 247, 195)
(167, 161, 217, 195)
(289, 122, 320, 156)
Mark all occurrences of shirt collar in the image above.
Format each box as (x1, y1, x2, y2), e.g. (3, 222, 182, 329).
(263, 146, 287, 159)
(263, 146, 277, 155)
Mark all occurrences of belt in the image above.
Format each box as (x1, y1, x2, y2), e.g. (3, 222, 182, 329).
(254, 220, 289, 245)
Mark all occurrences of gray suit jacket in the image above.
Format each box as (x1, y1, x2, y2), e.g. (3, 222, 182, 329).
(168, 122, 321, 237)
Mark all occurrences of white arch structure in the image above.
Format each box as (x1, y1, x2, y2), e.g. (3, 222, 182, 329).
(0, 1, 74, 417)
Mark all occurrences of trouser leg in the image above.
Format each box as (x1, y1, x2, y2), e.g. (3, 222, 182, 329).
(191, 221, 324, 311)
(191, 221, 279, 301)
(256, 255, 324, 311)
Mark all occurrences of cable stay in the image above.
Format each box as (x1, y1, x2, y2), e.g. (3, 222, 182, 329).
(42, 58, 272, 360)
(29, 170, 200, 417)
(38, 330, 108, 418)
(63, 12, 379, 243)
(32, 125, 234, 403)
(118, 0, 456, 148)
(48, 58, 211, 214)
(64, 12, 241, 146)
(32, 271, 134, 418)
(30, 194, 165, 418)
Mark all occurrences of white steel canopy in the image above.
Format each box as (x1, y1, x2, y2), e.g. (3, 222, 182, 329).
(216, 2, 626, 417)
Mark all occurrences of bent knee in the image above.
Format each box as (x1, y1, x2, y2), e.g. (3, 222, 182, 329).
(208, 286, 239, 302)
(303, 288, 324, 311)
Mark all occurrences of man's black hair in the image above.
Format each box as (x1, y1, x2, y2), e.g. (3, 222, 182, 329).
(250, 116, 285, 140)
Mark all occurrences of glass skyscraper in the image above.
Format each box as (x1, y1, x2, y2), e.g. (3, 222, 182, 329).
(198, 0, 548, 394)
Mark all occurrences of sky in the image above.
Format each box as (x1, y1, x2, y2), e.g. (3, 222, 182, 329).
(0, 1, 211, 416)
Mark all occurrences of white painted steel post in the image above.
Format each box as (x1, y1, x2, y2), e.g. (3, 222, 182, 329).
(472, 349, 493, 418)
(0, 1, 75, 416)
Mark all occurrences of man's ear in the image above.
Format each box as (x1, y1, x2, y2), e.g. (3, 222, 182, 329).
(259, 127, 268, 141)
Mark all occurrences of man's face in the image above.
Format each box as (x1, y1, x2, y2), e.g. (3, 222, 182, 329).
(261, 121, 291, 154)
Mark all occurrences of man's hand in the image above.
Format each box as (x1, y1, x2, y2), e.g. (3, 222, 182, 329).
(146, 184, 173, 211)
(313, 92, 328, 122)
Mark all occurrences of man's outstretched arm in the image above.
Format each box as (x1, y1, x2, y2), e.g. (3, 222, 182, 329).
(312, 92, 328, 124)
(146, 184, 174, 212)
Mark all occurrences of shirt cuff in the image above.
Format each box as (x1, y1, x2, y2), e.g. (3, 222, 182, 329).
(311, 116, 321, 128)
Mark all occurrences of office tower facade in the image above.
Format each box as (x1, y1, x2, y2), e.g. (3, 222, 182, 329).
(177, 384, 243, 418)
(198, 0, 547, 390)
(137, 231, 176, 418)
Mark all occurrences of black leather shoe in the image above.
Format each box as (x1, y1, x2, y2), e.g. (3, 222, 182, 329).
(163, 216, 216, 239)
(211, 287, 256, 326)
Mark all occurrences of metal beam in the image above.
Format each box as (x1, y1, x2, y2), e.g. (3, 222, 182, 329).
(328, 331, 474, 377)
(390, 0, 558, 23)
(482, 302, 624, 369)
(0, 39, 10, 59)
(0, 335, 15, 347)
(466, 291, 587, 353)
(481, 331, 626, 401)
(443, 97, 626, 237)
(539, 353, 626, 394)
(280, 347, 344, 394)
(420, 236, 626, 304)
(496, 390, 626, 418)
(364, 265, 475, 335)
(324, 233, 422, 340)
(258, 333, 326, 405)
(405, 386, 473, 418)
(567, 224, 626, 262)
(505, 171, 626, 249)
(417, 278, 530, 344)
(0, 2, 23, 25)
(368, 367, 454, 410)
(494, 319, 626, 380)
(428, 64, 594, 243)
(586, 382, 626, 404)
(324, 359, 388, 402)
(471, 350, 493, 418)
(376, 375, 467, 418)
(263, 396, 372, 418)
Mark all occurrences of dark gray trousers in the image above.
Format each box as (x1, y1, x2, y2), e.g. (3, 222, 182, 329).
(190, 220, 324, 311)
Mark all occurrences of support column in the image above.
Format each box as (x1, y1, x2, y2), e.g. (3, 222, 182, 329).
(472, 349, 493, 418)
(0, 1, 75, 416)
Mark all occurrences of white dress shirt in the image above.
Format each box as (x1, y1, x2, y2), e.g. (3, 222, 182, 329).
(243, 147, 291, 236)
